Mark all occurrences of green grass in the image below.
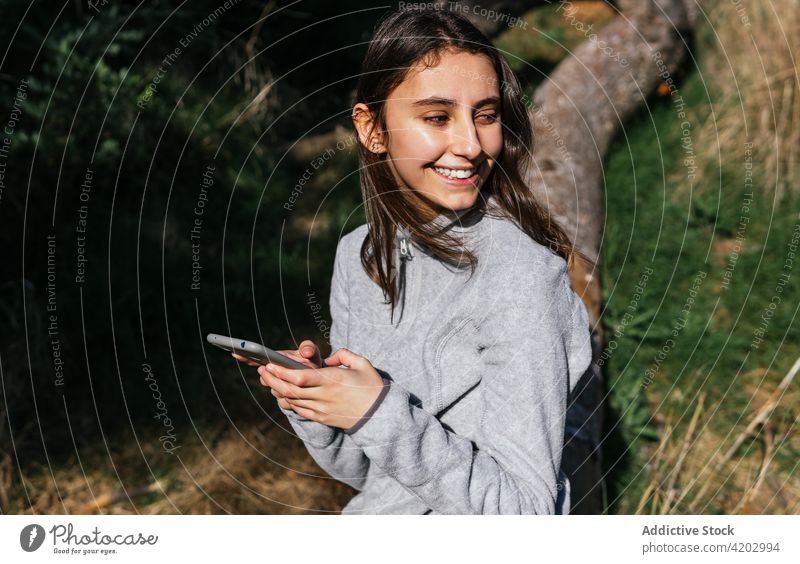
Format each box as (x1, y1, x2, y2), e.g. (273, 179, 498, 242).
(599, 67, 800, 513)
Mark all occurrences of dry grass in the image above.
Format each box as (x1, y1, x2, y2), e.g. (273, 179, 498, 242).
(636, 359, 800, 514)
(672, 0, 800, 201)
(5, 418, 355, 515)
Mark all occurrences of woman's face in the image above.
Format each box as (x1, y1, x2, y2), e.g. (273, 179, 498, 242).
(380, 50, 503, 212)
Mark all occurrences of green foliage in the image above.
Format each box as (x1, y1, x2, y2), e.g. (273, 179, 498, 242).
(0, 0, 373, 467)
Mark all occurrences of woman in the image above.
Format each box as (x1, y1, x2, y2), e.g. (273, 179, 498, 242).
(237, 7, 592, 514)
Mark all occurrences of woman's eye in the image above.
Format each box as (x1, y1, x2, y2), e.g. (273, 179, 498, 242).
(424, 115, 449, 125)
(476, 113, 499, 123)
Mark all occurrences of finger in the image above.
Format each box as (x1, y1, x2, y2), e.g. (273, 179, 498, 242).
(286, 403, 319, 421)
(269, 373, 299, 399)
(259, 366, 322, 399)
(275, 395, 293, 411)
(282, 397, 319, 411)
(276, 349, 319, 369)
(263, 362, 324, 388)
(270, 387, 289, 401)
(269, 386, 292, 402)
(324, 347, 366, 369)
(231, 352, 261, 367)
(259, 372, 273, 389)
(298, 340, 324, 367)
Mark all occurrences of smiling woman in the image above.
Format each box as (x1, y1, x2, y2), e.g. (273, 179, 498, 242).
(353, 49, 504, 213)
(348, 9, 585, 316)
(238, 7, 594, 515)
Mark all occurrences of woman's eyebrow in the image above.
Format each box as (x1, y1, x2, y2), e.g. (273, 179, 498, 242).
(411, 96, 500, 109)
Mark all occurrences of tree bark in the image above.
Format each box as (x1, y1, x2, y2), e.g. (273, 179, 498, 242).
(529, 0, 693, 292)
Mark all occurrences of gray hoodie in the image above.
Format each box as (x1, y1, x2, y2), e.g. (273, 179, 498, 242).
(279, 196, 593, 514)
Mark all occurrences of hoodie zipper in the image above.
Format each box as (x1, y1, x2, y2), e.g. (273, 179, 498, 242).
(399, 237, 413, 261)
(393, 233, 414, 325)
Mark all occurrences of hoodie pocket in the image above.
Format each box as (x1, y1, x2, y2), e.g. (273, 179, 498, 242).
(423, 315, 485, 419)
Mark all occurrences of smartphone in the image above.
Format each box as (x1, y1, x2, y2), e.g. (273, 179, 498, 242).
(206, 333, 310, 370)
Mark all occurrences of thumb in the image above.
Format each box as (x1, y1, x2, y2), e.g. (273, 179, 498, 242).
(298, 340, 323, 366)
(324, 347, 364, 368)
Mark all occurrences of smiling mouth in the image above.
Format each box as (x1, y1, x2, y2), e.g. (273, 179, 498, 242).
(432, 165, 481, 184)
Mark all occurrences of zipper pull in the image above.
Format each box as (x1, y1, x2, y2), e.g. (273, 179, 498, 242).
(399, 237, 413, 260)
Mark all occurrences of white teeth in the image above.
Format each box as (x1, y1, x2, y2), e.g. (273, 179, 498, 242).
(434, 167, 474, 179)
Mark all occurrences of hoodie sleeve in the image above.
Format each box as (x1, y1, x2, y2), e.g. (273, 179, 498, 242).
(278, 234, 372, 491)
(344, 259, 592, 513)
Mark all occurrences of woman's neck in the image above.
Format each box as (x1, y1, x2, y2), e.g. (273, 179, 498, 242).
(397, 193, 492, 238)
(430, 197, 490, 233)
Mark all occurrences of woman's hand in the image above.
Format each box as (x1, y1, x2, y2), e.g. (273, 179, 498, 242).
(231, 340, 323, 411)
(257, 348, 386, 431)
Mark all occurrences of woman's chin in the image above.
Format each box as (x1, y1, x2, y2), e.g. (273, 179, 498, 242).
(426, 188, 480, 212)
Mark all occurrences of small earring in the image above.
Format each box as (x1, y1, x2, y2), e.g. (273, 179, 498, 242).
(371, 142, 382, 152)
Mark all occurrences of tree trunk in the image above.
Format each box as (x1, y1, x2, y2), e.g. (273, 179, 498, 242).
(529, 0, 693, 283)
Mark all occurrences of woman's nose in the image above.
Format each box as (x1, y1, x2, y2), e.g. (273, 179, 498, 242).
(449, 114, 482, 161)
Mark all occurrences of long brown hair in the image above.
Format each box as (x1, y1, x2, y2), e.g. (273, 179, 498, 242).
(355, 8, 586, 313)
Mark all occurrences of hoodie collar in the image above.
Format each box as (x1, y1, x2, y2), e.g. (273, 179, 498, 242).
(391, 196, 494, 325)
(396, 194, 494, 244)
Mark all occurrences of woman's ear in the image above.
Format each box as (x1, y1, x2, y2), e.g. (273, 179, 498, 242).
(352, 103, 386, 155)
